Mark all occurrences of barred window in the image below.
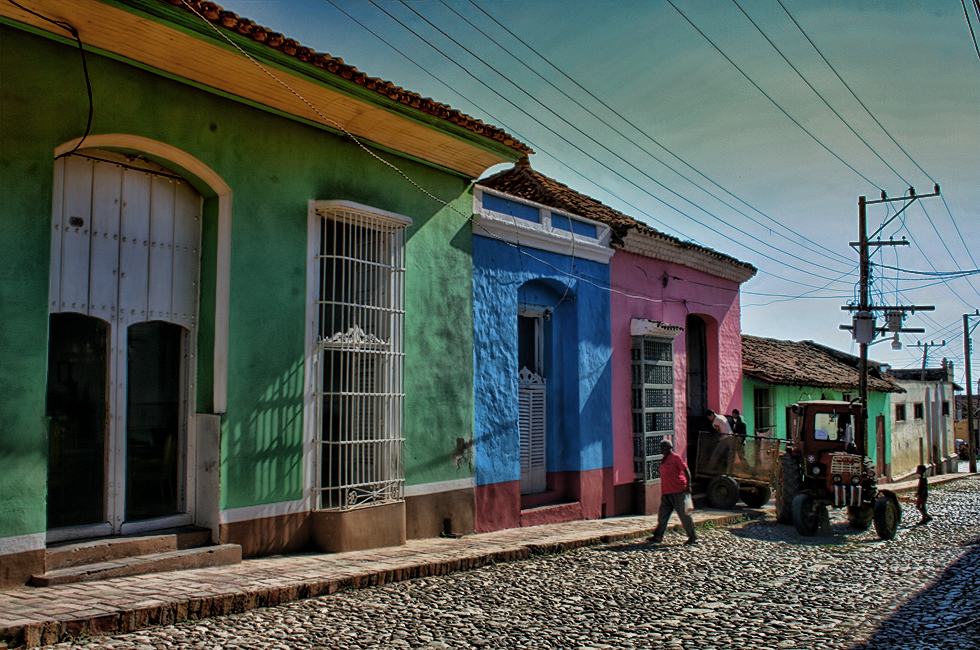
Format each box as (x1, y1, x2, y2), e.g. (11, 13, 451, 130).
(311, 201, 408, 510)
(632, 336, 674, 483)
(754, 388, 773, 434)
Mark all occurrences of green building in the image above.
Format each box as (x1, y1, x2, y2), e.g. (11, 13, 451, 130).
(0, 0, 526, 588)
(741, 335, 904, 476)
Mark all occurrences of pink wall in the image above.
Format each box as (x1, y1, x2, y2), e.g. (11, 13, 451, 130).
(610, 250, 745, 488)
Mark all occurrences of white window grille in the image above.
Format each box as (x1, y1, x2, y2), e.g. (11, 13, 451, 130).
(632, 336, 674, 483)
(311, 202, 408, 510)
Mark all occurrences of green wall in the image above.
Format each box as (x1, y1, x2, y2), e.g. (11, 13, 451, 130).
(0, 22, 479, 537)
(742, 377, 892, 464)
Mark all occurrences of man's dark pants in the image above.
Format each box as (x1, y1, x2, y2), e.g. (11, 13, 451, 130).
(652, 491, 696, 540)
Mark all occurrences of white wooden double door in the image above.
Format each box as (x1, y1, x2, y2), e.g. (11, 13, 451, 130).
(47, 151, 201, 539)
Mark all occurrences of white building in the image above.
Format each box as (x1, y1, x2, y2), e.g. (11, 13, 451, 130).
(886, 363, 960, 479)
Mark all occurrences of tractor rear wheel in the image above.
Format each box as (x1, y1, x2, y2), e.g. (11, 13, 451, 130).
(873, 494, 901, 540)
(776, 454, 802, 524)
(847, 504, 874, 530)
(792, 492, 825, 536)
(740, 486, 772, 508)
(707, 475, 739, 509)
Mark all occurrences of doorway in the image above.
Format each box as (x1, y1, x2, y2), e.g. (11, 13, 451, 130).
(518, 309, 546, 495)
(46, 151, 200, 539)
(685, 315, 708, 466)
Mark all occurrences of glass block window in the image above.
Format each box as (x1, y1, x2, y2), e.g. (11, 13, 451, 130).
(312, 204, 407, 510)
(632, 335, 675, 483)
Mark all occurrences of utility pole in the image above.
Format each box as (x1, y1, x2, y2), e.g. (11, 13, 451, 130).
(965, 313, 978, 473)
(841, 185, 940, 455)
(910, 340, 945, 381)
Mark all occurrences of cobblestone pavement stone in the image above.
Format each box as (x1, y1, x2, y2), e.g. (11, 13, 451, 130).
(30, 476, 979, 650)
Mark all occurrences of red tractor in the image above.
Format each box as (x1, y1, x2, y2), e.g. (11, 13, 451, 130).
(774, 400, 901, 540)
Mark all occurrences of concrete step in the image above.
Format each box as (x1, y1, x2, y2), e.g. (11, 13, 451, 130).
(31, 544, 242, 586)
(45, 526, 213, 571)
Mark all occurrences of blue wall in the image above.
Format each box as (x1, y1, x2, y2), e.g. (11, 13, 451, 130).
(472, 235, 612, 487)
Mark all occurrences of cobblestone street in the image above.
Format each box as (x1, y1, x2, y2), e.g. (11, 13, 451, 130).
(33, 476, 980, 650)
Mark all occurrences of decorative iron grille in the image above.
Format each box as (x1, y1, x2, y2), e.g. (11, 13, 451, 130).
(313, 204, 406, 510)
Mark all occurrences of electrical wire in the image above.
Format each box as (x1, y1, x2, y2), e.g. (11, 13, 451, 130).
(455, 0, 856, 270)
(7, 0, 93, 158)
(378, 0, 855, 282)
(964, 0, 980, 61)
(325, 0, 847, 296)
(180, 0, 744, 312)
(779, 0, 980, 299)
(667, 0, 883, 190)
(734, 0, 913, 188)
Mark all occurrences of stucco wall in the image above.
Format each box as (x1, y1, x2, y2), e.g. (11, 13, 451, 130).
(609, 249, 743, 489)
(472, 235, 612, 488)
(889, 382, 955, 478)
(0, 25, 477, 543)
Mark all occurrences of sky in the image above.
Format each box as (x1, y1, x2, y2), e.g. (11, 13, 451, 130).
(217, 0, 980, 385)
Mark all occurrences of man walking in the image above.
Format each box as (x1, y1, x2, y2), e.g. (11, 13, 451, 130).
(649, 440, 697, 546)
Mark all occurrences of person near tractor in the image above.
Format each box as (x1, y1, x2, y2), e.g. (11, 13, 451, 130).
(915, 465, 933, 525)
(648, 440, 697, 546)
(730, 409, 747, 439)
(707, 409, 732, 435)
(706, 408, 736, 473)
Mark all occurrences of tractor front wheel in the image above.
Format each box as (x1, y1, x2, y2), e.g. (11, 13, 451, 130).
(873, 494, 901, 540)
(847, 504, 874, 530)
(707, 475, 739, 509)
(792, 492, 825, 536)
(740, 486, 772, 508)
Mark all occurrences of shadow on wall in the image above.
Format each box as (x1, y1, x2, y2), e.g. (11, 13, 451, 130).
(224, 357, 306, 507)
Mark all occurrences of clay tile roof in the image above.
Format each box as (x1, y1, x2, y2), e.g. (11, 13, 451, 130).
(478, 157, 756, 273)
(167, 0, 531, 155)
(741, 334, 904, 393)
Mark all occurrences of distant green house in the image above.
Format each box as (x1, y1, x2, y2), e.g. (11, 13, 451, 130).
(741, 335, 904, 478)
(0, 0, 527, 588)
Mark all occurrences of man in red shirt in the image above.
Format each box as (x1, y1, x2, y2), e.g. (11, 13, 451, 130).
(648, 440, 697, 545)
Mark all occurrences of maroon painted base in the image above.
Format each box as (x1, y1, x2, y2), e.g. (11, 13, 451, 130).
(476, 467, 615, 533)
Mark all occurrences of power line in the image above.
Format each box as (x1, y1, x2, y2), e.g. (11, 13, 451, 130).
(460, 0, 856, 269)
(667, 0, 883, 190)
(326, 0, 853, 297)
(964, 0, 980, 60)
(777, 0, 980, 300)
(359, 0, 858, 286)
(734, 0, 912, 188)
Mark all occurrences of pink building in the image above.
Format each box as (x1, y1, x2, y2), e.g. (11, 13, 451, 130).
(609, 228, 756, 514)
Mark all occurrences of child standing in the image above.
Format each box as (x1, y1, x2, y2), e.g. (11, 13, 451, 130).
(915, 465, 933, 525)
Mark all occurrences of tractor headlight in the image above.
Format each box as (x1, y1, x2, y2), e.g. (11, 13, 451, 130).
(812, 465, 821, 476)
(851, 476, 860, 485)
(833, 474, 842, 484)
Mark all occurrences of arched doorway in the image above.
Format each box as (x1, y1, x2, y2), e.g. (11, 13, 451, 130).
(46, 150, 202, 539)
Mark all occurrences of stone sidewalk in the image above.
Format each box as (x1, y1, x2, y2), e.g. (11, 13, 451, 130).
(1, 472, 971, 648)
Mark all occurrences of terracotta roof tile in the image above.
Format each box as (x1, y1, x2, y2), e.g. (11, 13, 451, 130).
(478, 157, 756, 273)
(742, 334, 904, 393)
(166, 0, 531, 155)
